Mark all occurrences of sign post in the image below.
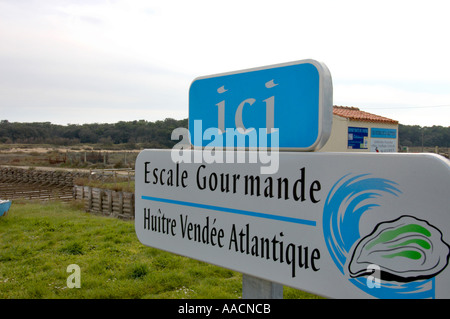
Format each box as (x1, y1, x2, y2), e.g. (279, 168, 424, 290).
(242, 274, 283, 299)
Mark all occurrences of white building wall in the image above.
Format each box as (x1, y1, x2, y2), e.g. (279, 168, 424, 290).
(319, 115, 398, 152)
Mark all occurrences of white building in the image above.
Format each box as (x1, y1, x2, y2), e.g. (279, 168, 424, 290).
(320, 106, 399, 152)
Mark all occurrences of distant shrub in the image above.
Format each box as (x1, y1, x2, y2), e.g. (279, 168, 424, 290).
(128, 263, 149, 279)
(59, 242, 84, 255)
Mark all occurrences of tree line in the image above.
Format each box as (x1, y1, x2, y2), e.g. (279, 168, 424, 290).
(0, 119, 448, 148)
(398, 124, 449, 147)
(0, 118, 187, 149)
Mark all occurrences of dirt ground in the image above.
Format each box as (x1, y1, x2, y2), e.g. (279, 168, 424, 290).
(0, 145, 140, 169)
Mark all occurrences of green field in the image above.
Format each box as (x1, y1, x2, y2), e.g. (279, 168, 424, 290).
(0, 201, 320, 299)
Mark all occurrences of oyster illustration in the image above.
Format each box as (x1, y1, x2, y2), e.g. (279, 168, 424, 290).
(348, 215, 450, 282)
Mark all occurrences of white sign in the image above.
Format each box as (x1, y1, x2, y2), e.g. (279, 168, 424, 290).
(370, 138, 396, 152)
(135, 150, 450, 299)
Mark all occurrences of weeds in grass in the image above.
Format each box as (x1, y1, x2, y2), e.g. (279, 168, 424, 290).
(128, 263, 149, 279)
(59, 242, 84, 255)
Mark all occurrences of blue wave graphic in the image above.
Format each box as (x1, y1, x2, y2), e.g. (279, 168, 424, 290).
(350, 277, 435, 299)
(322, 173, 436, 298)
(323, 174, 401, 273)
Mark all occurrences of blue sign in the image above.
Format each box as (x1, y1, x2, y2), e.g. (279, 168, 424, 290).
(371, 128, 397, 139)
(188, 60, 332, 150)
(348, 127, 368, 149)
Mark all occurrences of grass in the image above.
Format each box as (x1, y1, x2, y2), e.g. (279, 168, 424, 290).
(73, 177, 134, 193)
(0, 200, 321, 299)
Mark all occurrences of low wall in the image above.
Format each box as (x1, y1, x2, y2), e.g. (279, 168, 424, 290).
(0, 166, 88, 186)
(0, 183, 73, 201)
(73, 185, 134, 220)
(0, 166, 135, 219)
(0, 166, 86, 201)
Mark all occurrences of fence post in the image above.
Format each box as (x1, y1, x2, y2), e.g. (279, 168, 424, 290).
(107, 190, 112, 215)
(98, 189, 104, 214)
(119, 191, 123, 215)
(87, 186, 92, 211)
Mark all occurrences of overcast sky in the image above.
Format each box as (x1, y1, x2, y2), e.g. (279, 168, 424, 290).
(1, 0, 449, 127)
